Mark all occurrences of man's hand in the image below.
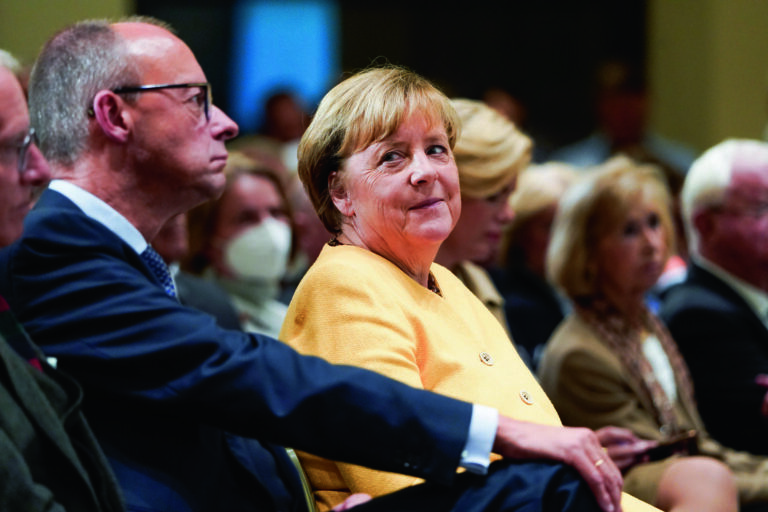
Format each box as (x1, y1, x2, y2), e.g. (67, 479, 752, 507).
(595, 426, 657, 471)
(493, 416, 623, 512)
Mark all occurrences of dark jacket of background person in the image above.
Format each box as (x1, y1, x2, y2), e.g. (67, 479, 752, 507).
(0, 297, 125, 512)
(661, 263, 768, 455)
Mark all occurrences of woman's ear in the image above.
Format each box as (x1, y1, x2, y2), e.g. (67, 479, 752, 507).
(90, 90, 132, 143)
(329, 171, 354, 217)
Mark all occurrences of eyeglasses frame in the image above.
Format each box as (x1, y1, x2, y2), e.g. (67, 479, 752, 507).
(0, 126, 38, 174)
(111, 82, 212, 122)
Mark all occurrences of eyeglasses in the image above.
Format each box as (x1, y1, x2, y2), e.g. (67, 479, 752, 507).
(112, 82, 212, 121)
(0, 127, 38, 173)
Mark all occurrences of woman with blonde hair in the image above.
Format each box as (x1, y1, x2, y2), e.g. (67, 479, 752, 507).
(539, 156, 768, 511)
(435, 98, 531, 335)
(282, 66, 659, 512)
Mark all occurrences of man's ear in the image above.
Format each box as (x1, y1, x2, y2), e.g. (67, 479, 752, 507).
(91, 90, 132, 143)
(329, 171, 353, 217)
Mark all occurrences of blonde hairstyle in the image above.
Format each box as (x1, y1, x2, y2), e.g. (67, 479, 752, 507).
(451, 98, 532, 199)
(185, 151, 296, 273)
(547, 156, 675, 302)
(500, 162, 578, 262)
(681, 139, 768, 255)
(297, 66, 460, 234)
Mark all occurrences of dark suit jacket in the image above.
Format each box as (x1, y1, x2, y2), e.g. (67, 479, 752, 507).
(660, 262, 768, 455)
(0, 190, 472, 512)
(0, 296, 124, 512)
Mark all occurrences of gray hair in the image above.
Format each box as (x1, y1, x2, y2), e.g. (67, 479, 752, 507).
(0, 49, 21, 74)
(681, 139, 768, 255)
(28, 19, 139, 166)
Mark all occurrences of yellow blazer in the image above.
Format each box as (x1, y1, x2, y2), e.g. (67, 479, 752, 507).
(539, 313, 768, 504)
(281, 244, 657, 512)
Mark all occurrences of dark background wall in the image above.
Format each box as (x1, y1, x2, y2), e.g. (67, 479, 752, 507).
(136, 0, 647, 152)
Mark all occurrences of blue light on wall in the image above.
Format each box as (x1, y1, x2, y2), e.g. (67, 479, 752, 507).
(230, 0, 340, 134)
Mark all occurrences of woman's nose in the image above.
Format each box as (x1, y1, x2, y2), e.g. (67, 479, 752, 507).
(409, 153, 437, 186)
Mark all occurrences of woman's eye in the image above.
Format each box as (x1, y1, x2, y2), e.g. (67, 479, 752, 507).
(622, 221, 640, 237)
(647, 212, 660, 228)
(381, 151, 400, 163)
(427, 144, 447, 156)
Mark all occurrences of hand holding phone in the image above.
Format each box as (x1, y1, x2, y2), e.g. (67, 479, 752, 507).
(644, 429, 698, 462)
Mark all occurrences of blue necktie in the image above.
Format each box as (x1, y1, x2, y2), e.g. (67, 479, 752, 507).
(141, 245, 177, 298)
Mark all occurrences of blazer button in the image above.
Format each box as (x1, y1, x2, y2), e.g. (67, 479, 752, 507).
(479, 351, 494, 366)
(519, 390, 534, 405)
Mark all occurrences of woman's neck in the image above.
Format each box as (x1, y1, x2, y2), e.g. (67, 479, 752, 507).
(336, 231, 437, 288)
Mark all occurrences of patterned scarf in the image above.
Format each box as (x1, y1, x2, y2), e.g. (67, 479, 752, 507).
(575, 299, 697, 436)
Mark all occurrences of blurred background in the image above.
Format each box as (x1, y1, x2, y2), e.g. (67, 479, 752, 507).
(1, 0, 767, 159)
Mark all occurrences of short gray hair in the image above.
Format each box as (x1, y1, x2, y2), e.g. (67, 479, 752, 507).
(28, 19, 139, 166)
(681, 139, 768, 255)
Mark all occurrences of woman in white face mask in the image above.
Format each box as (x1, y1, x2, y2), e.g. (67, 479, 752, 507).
(186, 151, 297, 337)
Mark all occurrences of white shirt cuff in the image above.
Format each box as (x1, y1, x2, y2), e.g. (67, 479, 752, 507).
(459, 404, 498, 475)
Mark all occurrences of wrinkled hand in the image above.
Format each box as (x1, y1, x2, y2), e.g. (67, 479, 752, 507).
(331, 493, 372, 511)
(493, 416, 623, 512)
(595, 426, 657, 471)
(755, 374, 768, 417)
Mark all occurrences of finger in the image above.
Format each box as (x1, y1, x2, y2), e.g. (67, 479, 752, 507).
(755, 374, 768, 387)
(592, 449, 623, 512)
(575, 451, 621, 512)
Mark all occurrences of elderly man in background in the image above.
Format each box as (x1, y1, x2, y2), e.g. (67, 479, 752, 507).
(0, 49, 125, 512)
(0, 17, 628, 512)
(661, 139, 768, 457)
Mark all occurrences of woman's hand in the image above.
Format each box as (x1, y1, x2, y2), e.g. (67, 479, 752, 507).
(595, 426, 657, 471)
(493, 416, 623, 512)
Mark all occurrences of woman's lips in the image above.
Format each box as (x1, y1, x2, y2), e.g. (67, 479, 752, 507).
(410, 198, 442, 210)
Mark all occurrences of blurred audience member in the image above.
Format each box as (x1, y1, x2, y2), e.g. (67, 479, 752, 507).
(435, 98, 531, 341)
(153, 212, 241, 330)
(280, 173, 331, 303)
(230, 89, 309, 174)
(552, 59, 696, 187)
(482, 86, 527, 127)
(187, 151, 296, 337)
(540, 156, 768, 511)
(661, 139, 768, 456)
(0, 48, 124, 512)
(492, 163, 577, 369)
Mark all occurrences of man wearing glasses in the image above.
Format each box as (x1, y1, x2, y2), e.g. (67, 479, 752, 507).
(0, 49, 125, 511)
(0, 17, 629, 512)
(662, 139, 768, 458)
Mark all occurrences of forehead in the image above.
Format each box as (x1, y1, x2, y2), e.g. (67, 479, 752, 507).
(0, 67, 28, 138)
(114, 22, 205, 82)
(730, 154, 768, 200)
(227, 173, 282, 205)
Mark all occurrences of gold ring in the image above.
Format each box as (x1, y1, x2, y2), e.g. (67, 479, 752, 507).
(594, 459, 605, 468)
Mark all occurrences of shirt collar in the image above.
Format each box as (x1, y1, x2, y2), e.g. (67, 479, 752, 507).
(695, 254, 768, 322)
(48, 180, 148, 255)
